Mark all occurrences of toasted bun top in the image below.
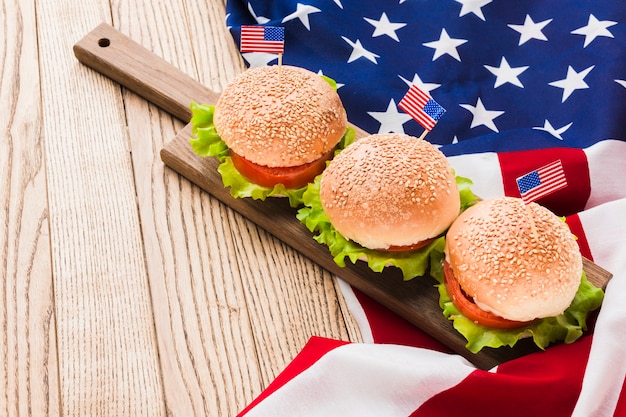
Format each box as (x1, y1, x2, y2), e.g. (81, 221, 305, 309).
(319, 133, 460, 250)
(444, 197, 583, 322)
(213, 65, 347, 167)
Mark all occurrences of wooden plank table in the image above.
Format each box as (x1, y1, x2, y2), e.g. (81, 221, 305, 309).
(1, 1, 612, 415)
(0, 0, 361, 415)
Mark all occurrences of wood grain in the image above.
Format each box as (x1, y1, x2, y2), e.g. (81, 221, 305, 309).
(109, 2, 263, 414)
(584, 257, 613, 290)
(105, 1, 362, 415)
(36, 1, 165, 415)
(73, 22, 219, 123)
(0, 1, 60, 416)
(3, 3, 361, 415)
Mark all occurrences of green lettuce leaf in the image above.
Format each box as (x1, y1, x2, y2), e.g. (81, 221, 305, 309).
(320, 75, 338, 90)
(436, 272, 605, 353)
(296, 174, 478, 280)
(188, 101, 356, 208)
(456, 174, 481, 212)
(189, 102, 228, 160)
(217, 157, 307, 207)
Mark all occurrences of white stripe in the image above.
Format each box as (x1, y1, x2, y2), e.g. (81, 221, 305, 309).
(447, 152, 505, 199)
(572, 198, 626, 417)
(241, 44, 283, 52)
(244, 343, 474, 417)
(584, 139, 626, 209)
(335, 278, 374, 343)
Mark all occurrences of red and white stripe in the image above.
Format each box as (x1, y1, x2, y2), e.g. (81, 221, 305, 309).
(238, 140, 626, 417)
(517, 159, 568, 203)
(398, 85, 439, 131)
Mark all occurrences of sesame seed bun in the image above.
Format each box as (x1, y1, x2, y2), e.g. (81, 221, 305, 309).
(319, 133, 461, 250)
(444, 197, 583, 322)
(213, 65, 347, 168)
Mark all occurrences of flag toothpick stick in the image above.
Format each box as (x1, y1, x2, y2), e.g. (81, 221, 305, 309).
(515, 159, 569, 242)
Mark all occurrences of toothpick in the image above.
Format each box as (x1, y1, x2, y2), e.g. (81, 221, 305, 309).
(524, 202, 539, 242)
(405, 128, 430, 159)
(277, 53, 283, 82)
(408, 129, 429, 152)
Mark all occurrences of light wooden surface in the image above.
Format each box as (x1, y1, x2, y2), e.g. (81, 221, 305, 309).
(1, 0, 362, 415)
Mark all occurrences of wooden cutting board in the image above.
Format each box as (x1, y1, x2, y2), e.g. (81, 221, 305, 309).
(74, 23, 612, 370)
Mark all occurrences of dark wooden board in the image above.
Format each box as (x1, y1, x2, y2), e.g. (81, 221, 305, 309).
(74, 23, 613, 370)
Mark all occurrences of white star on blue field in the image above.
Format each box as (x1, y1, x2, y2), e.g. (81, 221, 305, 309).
(227, 1, 626, 153)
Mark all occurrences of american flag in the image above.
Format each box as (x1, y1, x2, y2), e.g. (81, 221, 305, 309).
(229, 1, 626, 152)
(516, 159, 568, 203)
(233, 139, 626, 417)
(398, 84, 446, 131)
(225, 1, 626, 416)
(240, 25, 285, 54)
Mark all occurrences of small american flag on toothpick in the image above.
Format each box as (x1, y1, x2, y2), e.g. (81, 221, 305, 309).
(398, 84, 446, 135)
(240, 25, 285, 54)
(516, 159, 568, 204)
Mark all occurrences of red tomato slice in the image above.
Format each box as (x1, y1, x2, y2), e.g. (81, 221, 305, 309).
(378, 237, 437, 253)
(230, 150, 333, 189)
(443, 261, 534, 330)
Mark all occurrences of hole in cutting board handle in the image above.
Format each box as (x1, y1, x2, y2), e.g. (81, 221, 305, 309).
(98, 38, 111, 47)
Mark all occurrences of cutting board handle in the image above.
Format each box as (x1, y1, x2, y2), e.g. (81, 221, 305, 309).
(73, 22, 220, 122)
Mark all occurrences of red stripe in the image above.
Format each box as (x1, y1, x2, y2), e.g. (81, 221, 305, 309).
(398, 102, 436, 130)
(499, 147, 590, 217)
(241, 26, 264, 34)
(405, 86, 430, 106)
(411, 336, 593, 417)
(240, 43, 284, 53)
(236, 337, 349, 416)
(521, 178, 567, 202)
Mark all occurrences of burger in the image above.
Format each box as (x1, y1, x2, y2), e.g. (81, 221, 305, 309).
(297, 132, 479, 280)
(189, 65, 352, 207)
(439, 196, 604, 352)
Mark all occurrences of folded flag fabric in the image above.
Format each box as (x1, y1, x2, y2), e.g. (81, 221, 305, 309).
(447, 140, 626, 216)
(225, 1, 626, 416)
(227, 0, 626, 151)
(236, 143, 626, 417)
